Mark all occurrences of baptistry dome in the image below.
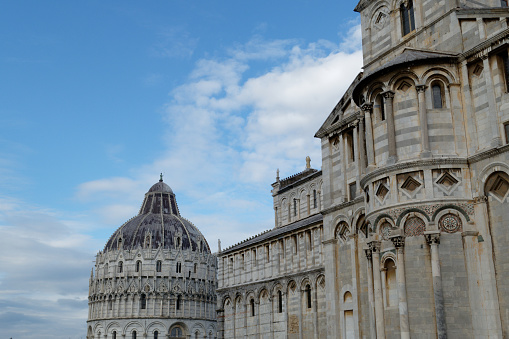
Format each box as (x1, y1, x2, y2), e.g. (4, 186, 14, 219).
(104, 177, 210, 253)
(87, 176, 217, 339)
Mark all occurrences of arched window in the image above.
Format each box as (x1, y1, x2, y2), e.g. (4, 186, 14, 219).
(377, 94, 385, 121)
(140, 293, 147, 309)
(118, 237, 122, 249)
(170, 327, 183, 337)
(306, 284, 312, 309)
(250, 298, 255, 316)
(176, 262, 182, 273)
(293, 199, 297, 216)
(431, 82, 444, 108)
(278, 290, 283, 313)
(313, 190, 317, 208)
(385, 259, 398, 307)
(132, 331, 137, 339)
(154, 330, 158, 339)
(401, 0, 415, 36)
(113, 331, 117, 339)
(118, 261, 123, 273)
(108, 295, 113, 310)
(194, 263, 197, 273)
(195, 332, 199, 339)
(136, 260, 141, 273)
(156, 260, 162, 272)
(176, 295, 181, 310)
(176, 237, 181, 248)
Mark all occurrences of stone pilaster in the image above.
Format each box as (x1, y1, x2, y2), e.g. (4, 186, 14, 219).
(416, 85, 431, 158)
(364, 247, 377, 339)
(390, 233, 410, 339)
(383, 91, 397, 164)
(368, 239, 385, 339)
(361, 103, 376, 170)
(425, 231, 447, 339)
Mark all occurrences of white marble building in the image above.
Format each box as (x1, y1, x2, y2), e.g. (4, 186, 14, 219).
(216, 0, 509, 338)
(86, 178, 217, 339)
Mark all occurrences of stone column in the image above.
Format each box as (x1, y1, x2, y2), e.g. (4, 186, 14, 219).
(274, 207, 278, 228)
(383, 91, 397, 164)
(425, 232, 447, 339)
(390, 234, 410, 339)
(416, 85, 431, 158)
(364, 248, 377, 339)
(358, 116, 367, 174)
(324, 238, 340, 337)
(482, 54, 502, 147)
(353, 120, 361, 196)
(362, 104, 376, 169)
(341, 134, 348, 202)
(369, 240, 386, 339)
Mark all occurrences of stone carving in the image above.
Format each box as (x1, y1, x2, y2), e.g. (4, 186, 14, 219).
(439, 214, 462, 233)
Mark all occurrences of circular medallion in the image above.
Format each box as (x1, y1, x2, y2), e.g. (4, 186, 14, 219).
(439, 214, 462, 233)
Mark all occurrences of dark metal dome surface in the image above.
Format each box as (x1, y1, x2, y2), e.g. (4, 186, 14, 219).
(103, 178, 210, 253)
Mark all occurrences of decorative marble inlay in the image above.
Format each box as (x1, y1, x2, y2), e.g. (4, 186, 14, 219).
(439, 214, 462, 233)
(404, 217, 425, 237)
(380, 222, 392, 240)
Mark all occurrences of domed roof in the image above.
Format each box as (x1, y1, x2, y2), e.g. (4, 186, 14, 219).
(104, 177, 210, 253)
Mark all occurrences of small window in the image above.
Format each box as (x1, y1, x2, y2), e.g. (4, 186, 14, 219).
(432, 83, 443, 109)
(154, 331, 158, 339)
(307, 231, 312, 251)
(375, 93, 385, 121)
(176, 295, 181, 310)
(401, 0, 416, 36)
(156, 260, 162, 272)
(108, 295, 113, 310)
(113, 331, 117, 339)
(306, 284, 312, 309)
(133, 331, 137, 339)
(499, 50, 509, 92)
(266, 245, 270, 262)
(117, 237, 122, 249)
(250, 299, 255, 316)
(176, 262, 182, 274)
(278, 290, 283, 313)
(504, 122, 509, 144)
(136, 260, 141, 273)
(241, 253, 245, 270)
(252, 249, 257, 266)
(194, 263, 197, 273)
(349, 182, 357, 201)
(176, 237, 181, 248)
(293, 199, 297, 216)
(345, 129, 355, 163)
(140, 294, 147, 309)
(313, 190, 317, 208)
(118, 261, 123, 273)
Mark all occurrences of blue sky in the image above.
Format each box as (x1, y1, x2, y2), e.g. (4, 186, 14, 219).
(0, 1, 362, 338)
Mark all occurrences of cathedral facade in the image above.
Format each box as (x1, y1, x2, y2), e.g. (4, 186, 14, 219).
(216, 0, 509, 338)
(86, 179, 217, 339)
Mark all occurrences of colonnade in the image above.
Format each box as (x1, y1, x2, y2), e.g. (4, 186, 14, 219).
(364, 233, 445, 339)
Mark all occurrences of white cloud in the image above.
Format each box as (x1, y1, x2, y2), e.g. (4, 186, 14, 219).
(77, 24, 363, 252)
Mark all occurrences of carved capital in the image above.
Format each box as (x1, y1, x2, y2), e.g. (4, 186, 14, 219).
(382, 91, 395, 99)
(425, 232, 440, 245)
(473, 195, 488, 204)
(416, 84, 427, 93)
(390, 235, 405, 248)
(361, 103, 373, 112)
(367, 240, 381, 253)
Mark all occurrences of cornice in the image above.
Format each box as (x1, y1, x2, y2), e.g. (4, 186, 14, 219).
(360, 158, 468, 188)
(467, 144, 509, 164)
(460, 27, 509, 62)
(316, 112, 362, 139)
